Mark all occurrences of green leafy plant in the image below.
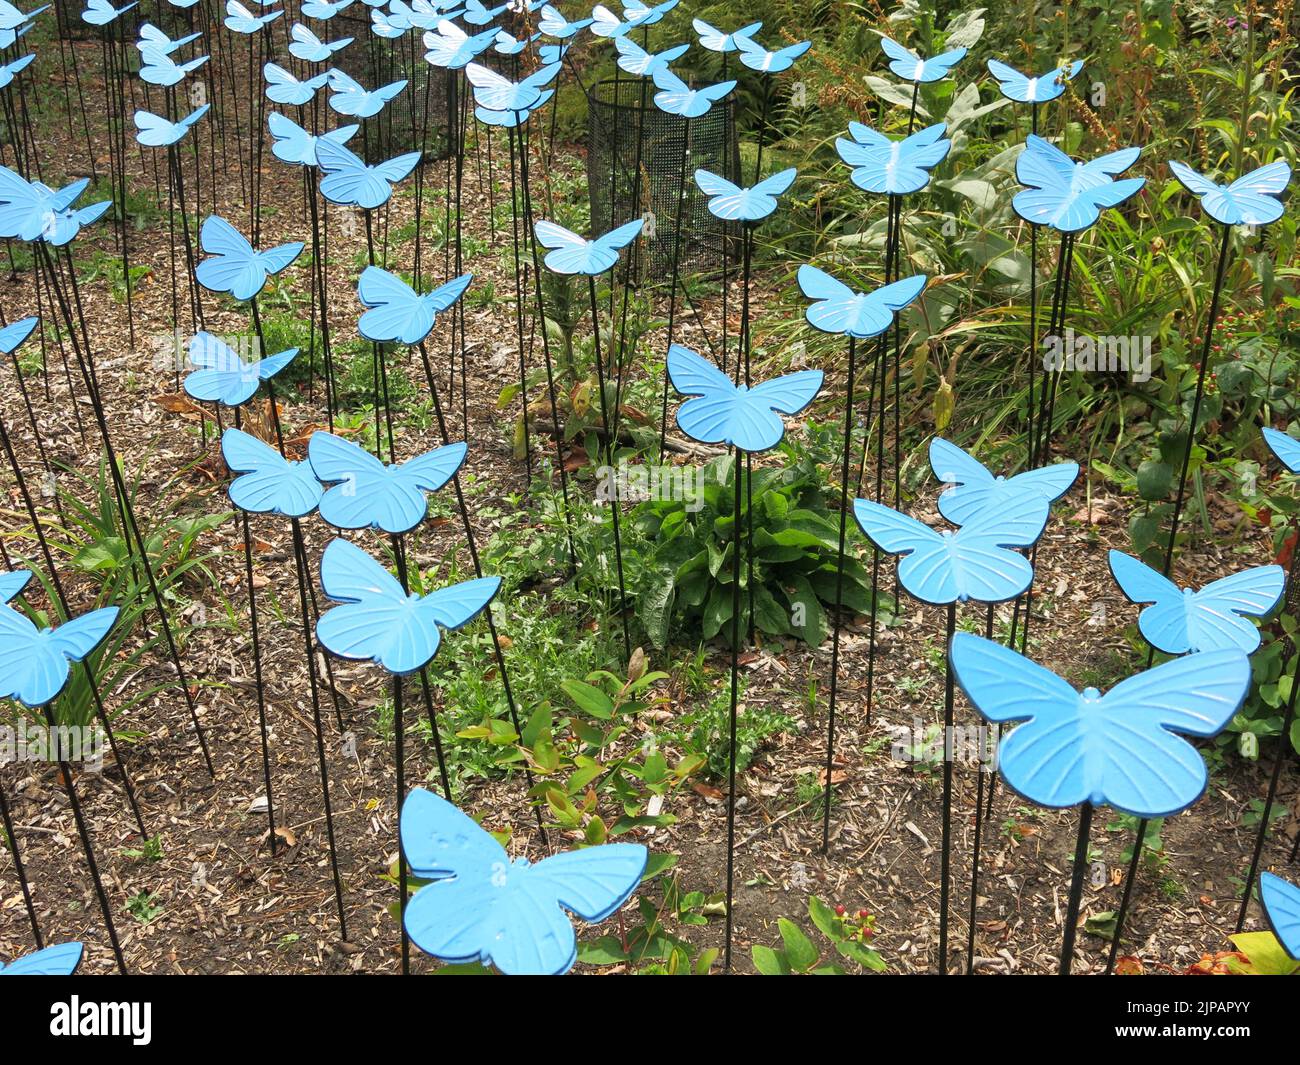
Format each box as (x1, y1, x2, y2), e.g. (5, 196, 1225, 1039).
(752, 896, 885, 974)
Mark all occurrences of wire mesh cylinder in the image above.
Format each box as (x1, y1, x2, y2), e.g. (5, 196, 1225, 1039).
(587, 76, 737, 282)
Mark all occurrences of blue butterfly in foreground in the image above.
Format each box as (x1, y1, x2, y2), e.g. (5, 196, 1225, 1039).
(289, 21, 352, 62)
(734, 34, 810, 73)
(138, 46, 208, 87)
(315, 137, 420, 209)
(0, 0, 47, 29)
(986, 58, 1083, 103)
(880, 36, 965, 83)
(316, 539, 497, 673)
(401, 787, 647, 974)
(533, 217, 643, 275)
(1014, 134, 1145, 233)
(356, 267, 471, 344)
(134, 104, 209, 147)
(0, 579, 118, 708)
(221, 428, 323, 518)
(268, 112, 358, 166)
(196, 215, 303, 301)
(308, 431, 466, 533)
(691, 17, 759, 52)
(1263, 426, 1300, 473)
(0, 169, 108, 246)
(853, 495, 1047, 604)
(327, 69, 407, 118)
(464, 60, 559, 112)
(0, 942, 83, 975)
(185, 332, 297, 407)
(0, 316, 38, 355)
(1260, 873, 1300, 962)
(651, 67, 735, 119)
(836, 122, 950, 195)
(928, 437, 1078, 529)
(667, 344, 822, 453)
(950, 633, 1250, 817)
(694, 167, 796, 222)
(0, 52, 33, 89)
(797, 266, 926, 338)
(1108, 550, 1284, 657)
(1168, 159, 1291, 227)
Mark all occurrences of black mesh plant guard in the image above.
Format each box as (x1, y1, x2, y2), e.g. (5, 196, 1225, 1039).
(587, 77, 738, 282)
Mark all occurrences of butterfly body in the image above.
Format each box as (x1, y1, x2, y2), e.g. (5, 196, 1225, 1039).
(880, 36, 965, 82)
(651, 67, 734, 119)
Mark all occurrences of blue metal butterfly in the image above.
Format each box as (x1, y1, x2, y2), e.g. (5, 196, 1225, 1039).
(82, 0, 136, 25)
(0, 169, 108, 246)
(694, 167, 796, 222)
(797, 266, 926, 338)
(538, 3, 590, 38)
(423, 21, 497, 68)
(538, 43, 568, 65)
(462, 0, 505, 24)
(224, 0, 281, 33)
(734, 34, 809, 73)
(316, 539, 497, 674)
(1014, 134, 1146, 232)
(0, 52, 33, 89)
(402, 787, 647, 974)
(196, 215, 303, 301)
(391, 0, 441, 32)
(221, 428, 323, 518)
(370, 7, 406, 37)
(137, 21, 201, 52)
(0, 1, 47, 29)
(1168, 159, 1291, 227)
(622, 0, 675, 24)
(474, 91, 552, 127)
(1263, 426, 1300, 473)
(134, 104, 209, 147)
(300, 0, 352, 17)
(533, 217, 643, 275)
(289, 22, 352, 61)
(0, 21, 34, 50)
(836, 122, 950, 195)
(667, 344, 822, 454)
(692, 17, 760, 53)
(308, 431, 466, 534)
(1108, 550, 1284, 657)
(614, 36, 687, 77)
(138, 46, 208, 87)
(651, 67, 735, 119)
(493, 30, 540, 55)
(268, 113, 359, 166)
(1260, 873, 1300, 962)
(464, 60, 559, 112)
(0, 578, 118, 708)
(928, 437, 1078, 529)
(589, 4, 631, 38)
(0, 942, 83, 975)
(314, 137, 420, 209)
(264, 62, 330, 106)
(853, 495, 1047, 605)
(0, 315, 37, 355)
(327, 69, 406, 118)
(950, 633, 1250, 818)
(880, 36, 965, 83)
(357, 267, 471, 344)
(185, 332, 297, 407)
(987, 58, 1083, 103)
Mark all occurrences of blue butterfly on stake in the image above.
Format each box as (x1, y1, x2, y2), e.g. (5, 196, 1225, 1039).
(1108, 550, 1284, 657)
(651, 67, 735, 119)
(462, 0, 504, 24)
(268, 112, 358, 166)
(134, 104, 209, 147)
(224, 0, 281, 32)
(370, 7, 406, 37)
(423, 22, 497, 68)
(614, 36, 687, 77)
(474, 90, 552, 127)
(836, 122, 950, 195)
(0, 942, 83, 975)
(309, 431, 466, 534)
(853, 496, 1046, 605)
(734, 34, 810, 74)
(0, 315, 37, 355)
(0, 575, 118, 709)
(327, 69, 407, 119)
(393, 0, 442, 32)
(880, 36, 965, 83)
(0, 53, 33, 89)
(538, 3, 590, 38)
(82, 0, 136, 25)
(137, 21, 201, 52)
(401, 788, 648, 975)
(928, 437, 1078, 529)
(315, 137, 420, 209)
(533, 217, 643, 275)
(987, 58, 1083, 104)
(0, 168, 109, 246)
(221, 428, 324, 518)
(493, 30, 540, 55)
(316, 539, 497, 673)
(950, 633, 1251, 818)
(289, 22, 352, 62)
(694, 167, 796, 223)
(1260, 873, 1300, 962)
(196, 215, 303, 301)
(357, 267, 471, 345)
(0, 0, 47, 29)
(667, 344, 822, 453)
(300, 0, 353, 17)
(264, 63, 330, 106)
(1263, 426, 1300, 473)
(538, 43, 568, 65)
(464, 60, 559, 112)
(589, 4, 632, 38)
(1014, 134, 1145, 233)
(185, 332, 297, 407)
(1168, 159, 1291, 227)
(797, 266, 926, 338)
(692, 17, 760, 53)
(139, 46, 208, 87)
(0, 22, 33, 49)
(622, 0, 675, 26)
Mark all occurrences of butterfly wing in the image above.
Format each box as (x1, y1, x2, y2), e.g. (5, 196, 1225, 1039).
(0, 942, 84, 975)
(930, 437, 997, 524)
(943, 498, 1041, 603)
(533, 219, 595, 274)
(1183, 565, 1285, 655)
(1263, 426, 1300, 473)
(665, 343, 748, 446)
(879, 35, 921, 79)
(587, 217, 644, 269)
(0, 571, 30, 604)
(268, 111, 313, 162)
(357, 265, 427, 342)
(797, 264, 860, 336)
(1260, 873, 1300, 962)
(393, 440, 467, 493)
(428, 272, 472, 314)
(309, 431, 404, 530)
(221, 427, 323, 517)
(10, 607, 118, 707)
(852, 499, 958, 604)
(987, 58, 1033, 102)
(315, 537, 413, 667)
(0, 315, 36, 354)
(400, 787, 505, 879)
(1209, 159, 1291, 226)
(1090, 649, 1250, 816)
